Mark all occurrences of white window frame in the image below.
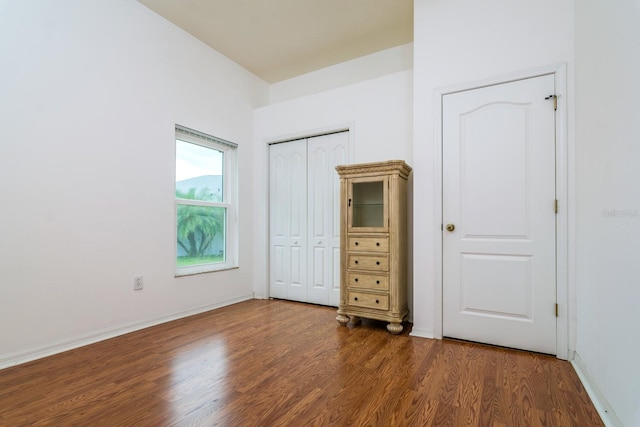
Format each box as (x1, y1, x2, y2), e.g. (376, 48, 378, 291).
(175, 125, 238, 275)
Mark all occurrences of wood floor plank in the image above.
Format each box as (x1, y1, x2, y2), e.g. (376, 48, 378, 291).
(0, 299, 603, 426)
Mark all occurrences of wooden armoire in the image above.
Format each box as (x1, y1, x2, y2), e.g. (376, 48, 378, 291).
(335, 160, 411, 334)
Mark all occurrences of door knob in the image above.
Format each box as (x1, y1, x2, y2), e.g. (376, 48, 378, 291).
(446, 224, 455, 232)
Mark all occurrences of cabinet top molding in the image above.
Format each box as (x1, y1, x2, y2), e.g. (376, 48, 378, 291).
(336, 160, 412, 179)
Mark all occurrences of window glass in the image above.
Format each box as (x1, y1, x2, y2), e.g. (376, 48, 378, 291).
(176, 205, 226, 267)
(176, 140, 224, 202)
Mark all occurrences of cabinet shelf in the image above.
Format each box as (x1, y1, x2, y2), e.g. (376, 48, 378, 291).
(352, 203, 384, 228)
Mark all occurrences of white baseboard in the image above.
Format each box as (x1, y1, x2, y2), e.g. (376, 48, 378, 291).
(572, 352, 624, 427)
(0, 295, 253, 371)
(409, 327, 435, 339)
(253, 291, 266, 299)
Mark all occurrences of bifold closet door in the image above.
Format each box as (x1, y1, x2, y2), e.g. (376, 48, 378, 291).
(269, 132, 349, 306)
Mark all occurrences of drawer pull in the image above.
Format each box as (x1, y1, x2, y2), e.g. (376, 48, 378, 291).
(355, 241, 359, 246)
(376, 242, 380, 246)
(354, 297, 358, 301)
(355, 278, 359, 282)
(376, 261, 380, 265)
(376, 280, 380, 284)
(376, 299, 379, 304)
(355, 260, 359, 264)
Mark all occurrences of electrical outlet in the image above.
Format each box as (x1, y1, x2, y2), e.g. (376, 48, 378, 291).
(133, 275, 143, 291)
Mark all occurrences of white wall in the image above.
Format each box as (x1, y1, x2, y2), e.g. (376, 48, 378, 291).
(412, 0, 573, 337)
(253, 69, 413, 307)
(0, 0, 268, 367)
(270, 43, 413, 103)
(575, 0, 640, 425)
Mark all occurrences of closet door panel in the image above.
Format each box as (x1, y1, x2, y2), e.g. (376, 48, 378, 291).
(269, 140, 307, 302)
(307, 139, 329, 304)
(329, 138, 349, 306)
(307, 132, 349, 306)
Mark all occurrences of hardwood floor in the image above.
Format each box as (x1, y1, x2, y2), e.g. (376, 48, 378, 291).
(0, 299, 602, 426)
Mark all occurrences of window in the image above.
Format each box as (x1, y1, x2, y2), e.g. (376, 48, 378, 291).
(175, 125, 237, 275)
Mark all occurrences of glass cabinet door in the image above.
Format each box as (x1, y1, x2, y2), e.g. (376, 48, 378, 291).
(348, 176, 388, 231)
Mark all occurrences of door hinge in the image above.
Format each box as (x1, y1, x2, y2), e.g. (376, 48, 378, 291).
(555, 303, 559, 317)
(554, 199, 558, 214)
(545, 94, 558, 111)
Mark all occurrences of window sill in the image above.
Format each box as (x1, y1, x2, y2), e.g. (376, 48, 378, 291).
(175, 265, 239, 277)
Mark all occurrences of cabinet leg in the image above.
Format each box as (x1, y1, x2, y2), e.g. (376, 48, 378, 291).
(336, 314, 350, 326)
(386, 322, 403, 334)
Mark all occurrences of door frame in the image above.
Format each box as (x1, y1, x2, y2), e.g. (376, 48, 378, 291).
(433, 64, 572, 359)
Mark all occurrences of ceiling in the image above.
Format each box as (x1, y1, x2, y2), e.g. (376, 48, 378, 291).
(137, 0, 413, 83)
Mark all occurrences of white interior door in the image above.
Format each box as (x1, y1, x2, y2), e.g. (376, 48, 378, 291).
(442, 74, 557, 354)
(269, 132, 349, 306)
(269, 139, 307, 302)
(307, 133, 348, 306)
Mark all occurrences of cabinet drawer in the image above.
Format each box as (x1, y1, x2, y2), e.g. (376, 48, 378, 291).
(348, 273, 389, 291)
(348, 291, 389, 310)
(348, 254, 389, 271)
(347, 236, 389, 252)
